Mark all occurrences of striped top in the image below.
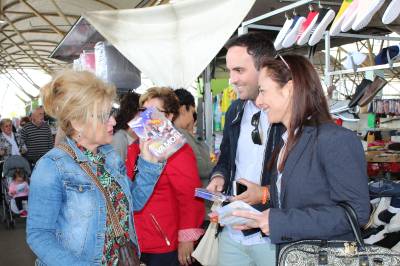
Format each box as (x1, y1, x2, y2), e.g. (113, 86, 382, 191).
(20, 122, 53, 162)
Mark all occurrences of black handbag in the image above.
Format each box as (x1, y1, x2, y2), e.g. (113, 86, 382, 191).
(278, 202, 400, 266)
(58, 144, 141, 266)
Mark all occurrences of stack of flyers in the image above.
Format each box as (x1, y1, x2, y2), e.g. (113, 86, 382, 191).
(128, 107, 186, 160)
(216, 200, 261, 226)
(195, 188, 231, 202)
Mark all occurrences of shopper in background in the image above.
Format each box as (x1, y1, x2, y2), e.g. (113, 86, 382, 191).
(111, 92, 140, 162)
(174, 88, 213, 182)
(20, 106, 53, 168)
(231, 54, 370, 252)
(126, 87, 205, 266)
(0, 118, 27, 161)
(27, 70, 164, 266)
(206, 32, 284, 265)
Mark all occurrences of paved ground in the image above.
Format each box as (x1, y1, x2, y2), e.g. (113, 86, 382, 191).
(0, 208, 36, 266)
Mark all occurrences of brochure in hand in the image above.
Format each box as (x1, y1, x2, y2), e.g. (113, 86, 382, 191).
(128, 107, 186, 160)
(215, 200, 261, 226)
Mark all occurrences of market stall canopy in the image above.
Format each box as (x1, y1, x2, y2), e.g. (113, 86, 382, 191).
(83, 0, 256, 89)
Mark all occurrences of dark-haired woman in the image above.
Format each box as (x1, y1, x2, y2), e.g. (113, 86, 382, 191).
(232, 54, 370, 249)
(112, 92, 140, 162)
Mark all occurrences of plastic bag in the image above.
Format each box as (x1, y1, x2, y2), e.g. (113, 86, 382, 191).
(215, 200, 261, 226)
(128, 107, 186, 160)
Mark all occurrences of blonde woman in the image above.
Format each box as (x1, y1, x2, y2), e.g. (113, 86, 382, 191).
(26, 70, 164, 266)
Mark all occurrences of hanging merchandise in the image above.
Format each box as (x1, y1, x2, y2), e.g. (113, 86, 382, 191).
(382, 0, 400, 24)
(373, 100, 400, 116)
(220, 87, 237, 129)
(282, 15, 306, 48)
(375, 44, 400, 66)
(330, 0, 353, 36)
(352, 0, 385, 31)
(358, 75, 388, 107)
(213, 94, 222, 132)
(308, 8, 336, 46)
(340, 0, 361, 32)
(94, 42, 141, 92)
(274, 17, 294, 50)
(342, 51, 368, 71)
(348, 78, 373, 108)
(296, 9, 319, 46)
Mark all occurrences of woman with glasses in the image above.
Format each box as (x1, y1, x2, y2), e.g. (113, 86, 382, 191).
(231, 54, 370, 252)
(27, 70, 164, 266)
(126, 87, 205, 266)
(0, 118, 27, 161)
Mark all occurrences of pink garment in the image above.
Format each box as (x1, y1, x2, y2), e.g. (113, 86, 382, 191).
(8, 181, 29, 198)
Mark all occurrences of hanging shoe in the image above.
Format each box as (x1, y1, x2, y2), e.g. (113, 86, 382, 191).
(274, 17, 294, 51)
(352, 0, 385, 31)
(330, 0, 354, 36)
(341, 0, 361, 32)
(358, 75, 388, 107)
(296, 10, 319, 46)
(348, 78, 373, 108)
(375, 44, 400, 65)
(282, 16, 306, 48)
(308, 9, 336, 46)
(382, 0, 400, 24)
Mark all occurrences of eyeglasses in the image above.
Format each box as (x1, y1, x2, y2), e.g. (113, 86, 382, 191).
(97, 108, 118, 123)
(275, 53, 291, 70)
(251, 111, 262, 145)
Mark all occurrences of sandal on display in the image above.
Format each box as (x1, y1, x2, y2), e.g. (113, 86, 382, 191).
(296, 10, 319, 46)
(282, 16, 306, 48)
(341, 0, 361, 32)
(352, 0, 385, 31)
(382, 0, 400, 24)
(329, 0, 353, 36)
(358, 75, 388, 107)
(308, 8, 336, 46)
(274, 17, 294, 50)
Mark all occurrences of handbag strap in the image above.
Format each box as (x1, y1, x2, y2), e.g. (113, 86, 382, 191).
(58, 143, 126, 241)
(338, 202, 366, 252)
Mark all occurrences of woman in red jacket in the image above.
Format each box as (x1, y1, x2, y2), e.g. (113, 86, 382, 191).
(126, 87, 205, 266)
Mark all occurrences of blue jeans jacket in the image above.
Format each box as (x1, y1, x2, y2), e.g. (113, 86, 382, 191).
(27, 137, 164, 266)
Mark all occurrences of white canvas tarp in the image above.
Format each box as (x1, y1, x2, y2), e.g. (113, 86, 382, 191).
(83, 0, 255, 89)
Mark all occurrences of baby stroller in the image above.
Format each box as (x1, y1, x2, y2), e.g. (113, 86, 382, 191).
(1, 155, 31, 229)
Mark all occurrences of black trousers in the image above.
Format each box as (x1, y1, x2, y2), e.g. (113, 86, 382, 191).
(15, 196, 28, 211)
(140, 251, 179, 266)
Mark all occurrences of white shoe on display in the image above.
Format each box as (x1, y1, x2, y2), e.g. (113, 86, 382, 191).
(329, 0, 353, 36)
(373, 197, 392, 227)
(282, 16, 306, 48)
(364, 225, 388, 245)
(308, 9, 336, 46)
(274, 18, 294, 50)
(352, 0, 385, 31)
(341, 0, 361, 32)
(296, 11, 319, 46)
(387, 212, 400, 233)
(382, 0, 400, 24)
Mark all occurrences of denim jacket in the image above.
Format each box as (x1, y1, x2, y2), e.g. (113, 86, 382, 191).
(27, 137, 164, 266)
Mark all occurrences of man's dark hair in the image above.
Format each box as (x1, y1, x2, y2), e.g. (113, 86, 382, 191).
(174, 88, 195, 111)
(225, 32, 276, 69)
(114, 92, 140, 132)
